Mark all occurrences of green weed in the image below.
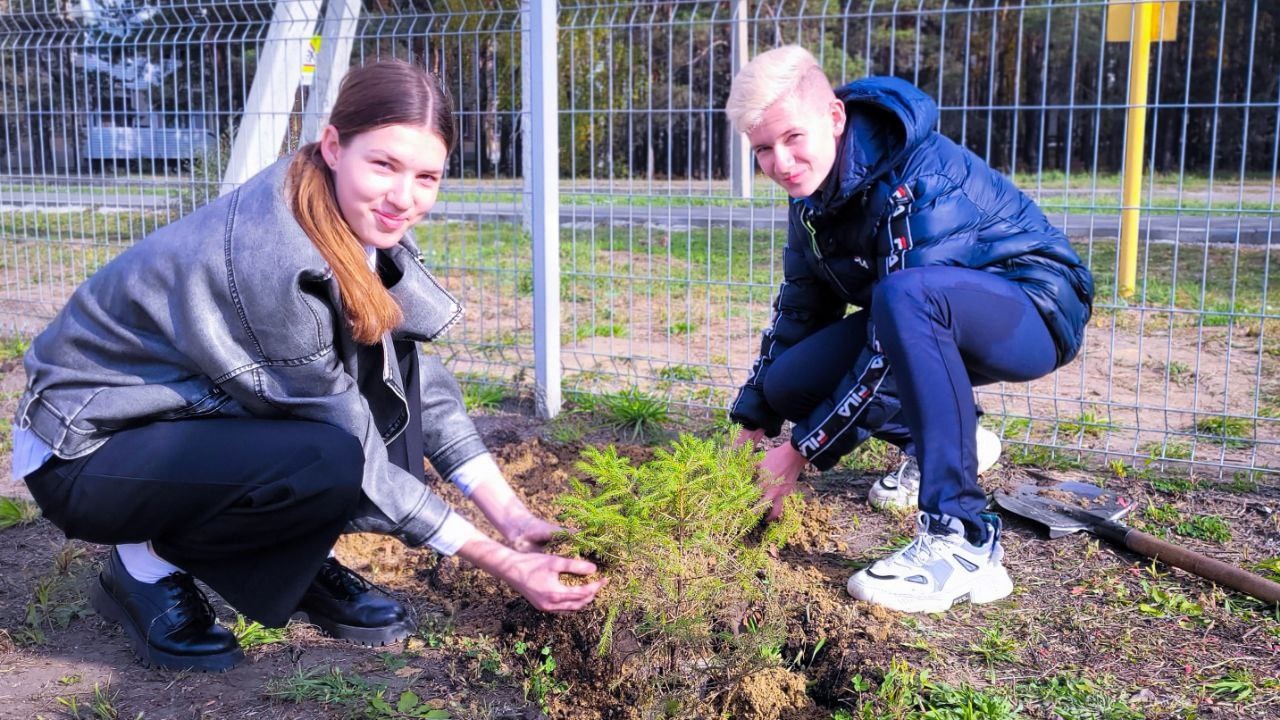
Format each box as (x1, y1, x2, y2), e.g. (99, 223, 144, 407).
(596, 388, 670, 442)
(1141, 439, 1192, 461)
(415, 614, 453, 649)
(0, 335, 29, 362)
(968, 627, 1020, 667)
(461, 382, 509, 412)
(1014, 672, 1144, 720)
(667, 321, 696, 335)
(231, 615, 288, 649)
(655, 364, 707, 382)
(1138, 580, 1205, 624)
(1203, 668, 1280, 703)
(513, 642, 567, 714)
(570, 321, 627, 342)
(265, 665, 451, 719)
(55, 681, 140, 720)
(1193, 415, 1253, 448)
(1173, 514, 1232, 544)
(1221, 473, 1259, 493)
(838, 438, 897, 474)
(1058, 408, 1114, 439)
(1256, 557, 1280, 583)
(1142, 501, 1183, 527)
(16, 549, 90, 646)
(0, 497, 41, 530)
(852, 657, 1019, 719)
(1148, 475, 1201, 495)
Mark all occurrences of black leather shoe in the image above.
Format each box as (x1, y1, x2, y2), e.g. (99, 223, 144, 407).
(89, 548, 243, 672)
(298, 558, 414, 646)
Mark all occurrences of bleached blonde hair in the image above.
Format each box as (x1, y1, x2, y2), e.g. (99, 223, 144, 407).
(726, 45, 833, 134)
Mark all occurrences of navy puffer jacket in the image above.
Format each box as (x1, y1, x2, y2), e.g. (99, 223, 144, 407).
(730, 76, 1093, 469)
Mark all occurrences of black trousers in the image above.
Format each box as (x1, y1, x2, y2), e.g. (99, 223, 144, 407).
(25, 340, 428, 627)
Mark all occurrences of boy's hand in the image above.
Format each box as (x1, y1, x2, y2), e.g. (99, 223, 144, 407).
(757, 443, 808, 520)
(734, 427, 766, 448)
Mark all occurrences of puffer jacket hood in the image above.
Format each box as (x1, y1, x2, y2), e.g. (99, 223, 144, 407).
(812, 77, 940, 210)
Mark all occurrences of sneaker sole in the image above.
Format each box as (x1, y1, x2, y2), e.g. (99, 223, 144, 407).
(89, 575, 244, 672)
(846, 568, 1014, 614)
(302, 612, 415, 647)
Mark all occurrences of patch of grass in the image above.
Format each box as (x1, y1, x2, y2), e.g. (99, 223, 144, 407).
(55, 681, 140, 720)
(1255, 557, 1280, 583)
(596, 388, 670, 442)
(1165, 360, 1195, 384)
(990, 416, 1031, 440)
(1173, 514, 1232, 544)
(1014, 672, 1144, 720)
(0, 335, 29, 362)
(231, 615, 288, 649)
(1138, 580, 1205, 625)
(667, 321, 696, 335)
(1057, 408, 1114, 439)
(1007, 444, 1087, 470)
(1221, 473, 1259, 493)
(0, 497, 41, 530)
(655, 364, 707, 382)
(415, 613, 454, 649)
(849, 657, 1019, 719)
(968, 626, 1020, 667)
(265, 665, 451, 719)
(460, 382, 509, 412)
(1202, 668, 1280, 704)
(570, 321, 628, 342)
(1142, 501, 1183, 528)
(1193, 415, 1253, 448)
(15, 545, 91, 646)
(1141, 439, 1192, 461)
(839, 438, 897, 474)
(1148, 475, 1201, 495)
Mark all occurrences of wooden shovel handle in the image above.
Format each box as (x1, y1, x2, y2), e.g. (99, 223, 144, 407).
(1091, 519, 1280, 604)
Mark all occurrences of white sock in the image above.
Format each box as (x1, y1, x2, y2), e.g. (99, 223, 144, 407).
(115, 542, 183, 583)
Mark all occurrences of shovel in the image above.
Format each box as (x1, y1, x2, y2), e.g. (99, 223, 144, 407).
(994, 480, 1280, 604)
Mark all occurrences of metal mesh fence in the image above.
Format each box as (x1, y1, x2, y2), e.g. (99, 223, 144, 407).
(2, 1, 1277, 479)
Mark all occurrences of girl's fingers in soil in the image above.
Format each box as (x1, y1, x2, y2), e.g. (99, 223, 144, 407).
(550, 579, 607, 611)
(558, 557, 598, 576)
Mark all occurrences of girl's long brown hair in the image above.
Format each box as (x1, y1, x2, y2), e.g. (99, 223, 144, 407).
(286, 60, 456, 345)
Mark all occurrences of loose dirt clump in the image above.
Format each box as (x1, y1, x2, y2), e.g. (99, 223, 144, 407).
(726, 666, 814, 720)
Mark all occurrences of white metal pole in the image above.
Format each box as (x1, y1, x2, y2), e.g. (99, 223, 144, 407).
(729, 0, 752, 199)
(220, 0, 321, 194)
(526, 0, 561, 418)
(300, 0, 361, 144)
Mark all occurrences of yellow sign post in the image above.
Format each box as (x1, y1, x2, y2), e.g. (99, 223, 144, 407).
(1107, 1, 1179, 299)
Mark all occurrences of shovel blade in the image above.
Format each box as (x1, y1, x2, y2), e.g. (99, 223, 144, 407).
(994, 480, 1135, 538)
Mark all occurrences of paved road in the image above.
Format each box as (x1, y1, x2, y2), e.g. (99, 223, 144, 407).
(3, 190, 1274, 244)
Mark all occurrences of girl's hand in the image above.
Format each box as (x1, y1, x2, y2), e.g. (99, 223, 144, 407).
(497, 513, 562, 553)
(458, 536, 604, 612)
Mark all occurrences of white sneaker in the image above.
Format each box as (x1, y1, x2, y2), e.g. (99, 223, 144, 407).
(866, 425, 1002, 510)
(846, 513, 1013, 613)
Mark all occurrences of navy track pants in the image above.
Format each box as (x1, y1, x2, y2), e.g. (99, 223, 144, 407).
(765, 266, 1059, 542)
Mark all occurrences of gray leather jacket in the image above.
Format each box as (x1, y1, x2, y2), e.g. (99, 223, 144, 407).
(15, 157, 486, 547)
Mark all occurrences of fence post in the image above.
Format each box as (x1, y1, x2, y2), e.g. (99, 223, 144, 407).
(525, 0, 561, 418)
(300, 0, 361, 144)
(729, 0, 752, 199)
(220, 0, 321, 194)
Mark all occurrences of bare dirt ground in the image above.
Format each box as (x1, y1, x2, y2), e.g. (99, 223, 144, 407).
(1, 369, 1279, 718)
